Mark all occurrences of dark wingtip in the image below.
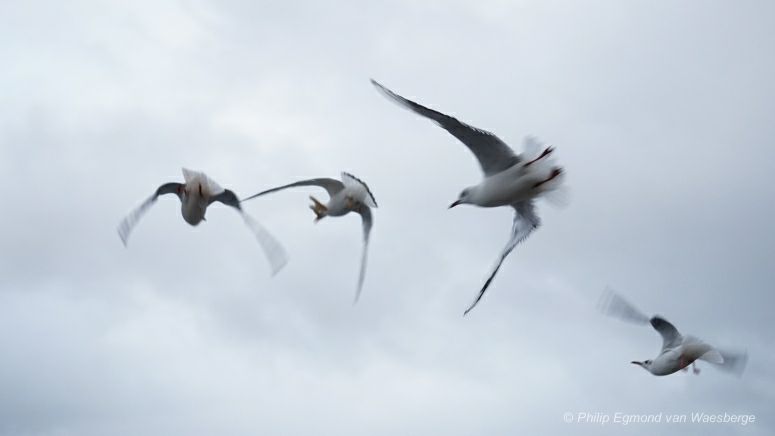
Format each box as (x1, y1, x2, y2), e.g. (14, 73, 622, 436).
(463, 279, 492, 316)
(118, 228, 129, 247)
(352, 283, 363, 306)
(370, 79, 393, 97)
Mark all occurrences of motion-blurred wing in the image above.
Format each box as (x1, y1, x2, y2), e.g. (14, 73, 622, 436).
(463, 201, 539, 315)
(240, 211, 289, 276)
(353, 206, 373, 303)
(242, 178, 345, 202)
(209, 189, 241, 209)
(210, 188, 288, 275)
(371, 79, 520, 176)
(598, 288, 651, 325)
(118, 182, 182, 246)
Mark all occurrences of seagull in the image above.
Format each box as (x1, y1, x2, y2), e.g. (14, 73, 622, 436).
(241, 172, 377, 302)
(118, 168, 288, 275)
(371, 79, 566, 315)
(599, 289, 748, 376)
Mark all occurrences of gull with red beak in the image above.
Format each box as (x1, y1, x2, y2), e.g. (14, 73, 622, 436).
(242, 172, 377, 303)
(118, 168, 288, 275)
(371, 79, 565, 314)
(599, 289, 748, 376)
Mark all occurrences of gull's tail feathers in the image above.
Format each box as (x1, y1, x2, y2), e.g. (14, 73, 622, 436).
(698, 349, 725, 364)
(341, 172, 378, 208)
(712, 349, 749, 377)
(522, 136, 544, 159)
(182, 168, 224, 197)
(598, 287, 651, 325)
(521, 137, 565, 196)
(542, 184, 570, 208)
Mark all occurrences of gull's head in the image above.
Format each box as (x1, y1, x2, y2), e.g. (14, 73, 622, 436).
(631, 359, 652, 372)
(449, 187, 475, 209)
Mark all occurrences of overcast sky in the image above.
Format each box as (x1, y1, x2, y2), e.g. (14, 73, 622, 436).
(1, 0, 774, 435)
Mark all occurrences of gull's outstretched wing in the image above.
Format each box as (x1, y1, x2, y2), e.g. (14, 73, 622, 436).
(464, 201, 539, 315)
(598, 288, 651, 325)
(650, 316, 683, 351)
(209, 189, 242, 209)
(371, 79, 520, 176)
(118, 182, 182, 246)
(242, 178, 345, 202)
(240, 211, 289, 276)
(353, 205, 373, 303)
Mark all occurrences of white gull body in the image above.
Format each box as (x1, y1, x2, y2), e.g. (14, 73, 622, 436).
(371, 79, 565, 314)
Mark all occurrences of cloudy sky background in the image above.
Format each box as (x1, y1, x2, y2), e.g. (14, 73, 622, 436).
(1, 0, 774, 434)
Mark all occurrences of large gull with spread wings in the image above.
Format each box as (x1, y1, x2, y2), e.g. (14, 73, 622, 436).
(371, 79, 565, 314)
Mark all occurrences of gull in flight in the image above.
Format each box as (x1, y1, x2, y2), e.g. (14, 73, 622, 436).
(599, 289, 748, 376)
(242, 172, 377, 302)
(118, 168, 288, 275)
(371, 79, 565, 315)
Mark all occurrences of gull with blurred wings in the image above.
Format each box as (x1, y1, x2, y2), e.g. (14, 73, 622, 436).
(118, 168, 287, 275)
(242, 172, 377, 303)
(599, 288, 748, 376)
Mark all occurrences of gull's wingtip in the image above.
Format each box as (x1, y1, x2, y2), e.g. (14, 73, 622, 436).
(462, 299, 479, 316)
(370, 78, 389, 93)
(353, 271, 366, 305)
(117, 227, 129, 247)
(269, 254, 288, 277)
(266, 242, 289, 277)
(269, 256, 288, 277)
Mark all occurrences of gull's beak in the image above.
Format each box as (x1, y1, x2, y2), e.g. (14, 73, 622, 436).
(448, 200, 462, 209)
(630, 361, 642, 366)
